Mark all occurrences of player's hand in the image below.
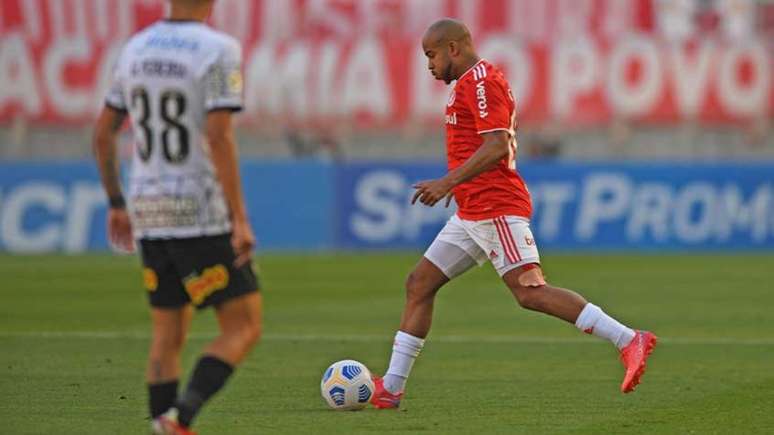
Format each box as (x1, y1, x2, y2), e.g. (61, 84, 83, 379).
(107, 208, 135, 253)
(412, 177, 455, 207)
(231, 218, 256, 268)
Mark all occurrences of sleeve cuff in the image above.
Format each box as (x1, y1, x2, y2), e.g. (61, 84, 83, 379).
(207, 105, 243, 113)
(477, 127, 512, 135)
(105, 101, 128, 113)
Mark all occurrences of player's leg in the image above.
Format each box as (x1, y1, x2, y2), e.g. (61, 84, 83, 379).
(169, 234, 262, 428)
(377, 256, 449, 398)
(140, 239, 195, 422)
(483, 216, 634, 342)
(493, 216, 656, 392)
(400, 216, 486, 339)
(148, 306, 193, 419)
(398, 256, 450, 338)
(207, 291, 263, 363)
(170, 293, 261, 428)
(375, 217, 484, 406)
(502, 265, 588, 323)
(502, 265, 656, 392)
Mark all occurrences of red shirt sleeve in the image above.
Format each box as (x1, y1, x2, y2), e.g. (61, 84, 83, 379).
(465, 77, 514, 134)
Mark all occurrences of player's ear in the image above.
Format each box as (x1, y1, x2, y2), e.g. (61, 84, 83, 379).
(447, 40, 459, 57)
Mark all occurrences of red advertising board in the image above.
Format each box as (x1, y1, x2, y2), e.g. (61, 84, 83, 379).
(0, 0, 771, 126)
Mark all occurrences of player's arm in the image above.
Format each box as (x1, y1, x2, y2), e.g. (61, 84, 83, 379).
(444, 130, 510, 186)
(412, 131, 509, 207)
(93, 106, 127, 205)
(207, 111, 248, 222)
(206, 110, 255, 266)
(203, 38, 254, 266)
(93, 105, 135, 252)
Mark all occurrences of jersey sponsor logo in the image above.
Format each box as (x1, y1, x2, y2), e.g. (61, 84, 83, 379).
(184, 264, 229, 306)
(445, 112, 457, 125)
(145, 35, 200, 51)
(475, 81, 488, 118)
(143, 268, 158, 292)
(132, 196, 199, 229)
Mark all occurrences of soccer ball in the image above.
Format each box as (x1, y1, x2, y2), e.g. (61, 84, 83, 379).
(320, 359, 375, 410)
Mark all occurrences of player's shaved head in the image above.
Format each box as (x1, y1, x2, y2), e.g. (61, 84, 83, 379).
(423, 18, 473, 48)
(422, 18, 479, 85)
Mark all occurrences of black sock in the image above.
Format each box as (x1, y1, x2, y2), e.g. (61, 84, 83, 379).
(175, 356, 234, 427)
(148, 380, 178, 419)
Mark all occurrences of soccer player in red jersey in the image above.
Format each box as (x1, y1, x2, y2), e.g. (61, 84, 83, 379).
(370, 18, 657, 409)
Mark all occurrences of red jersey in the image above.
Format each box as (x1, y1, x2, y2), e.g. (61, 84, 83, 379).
(445, 59, 532, 221)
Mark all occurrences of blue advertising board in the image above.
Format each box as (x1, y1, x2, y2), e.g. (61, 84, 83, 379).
(0, 160, 333, 252)
(335, 161, 774, 251)
(334, 162, 455, 249)
(0, 162, 108, 252)
(1, 159, 772, 252)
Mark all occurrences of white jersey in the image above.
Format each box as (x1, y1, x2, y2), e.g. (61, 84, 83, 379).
(105, 20, 244, 240)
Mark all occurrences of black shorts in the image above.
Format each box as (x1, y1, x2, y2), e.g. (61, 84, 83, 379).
(139, 233, 259, 309)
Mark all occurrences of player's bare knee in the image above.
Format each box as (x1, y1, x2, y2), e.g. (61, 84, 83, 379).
(226, 318, 261, 350)
(151, 332, 185, 354)
(405, 272, 437, 304)
(507, 265, 547, 309)
(512, 286, 548, 311)
(171, 331, 186, 350)
(243, 319, 262, 347)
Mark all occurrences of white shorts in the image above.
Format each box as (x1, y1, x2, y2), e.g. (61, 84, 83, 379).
(424, 215, 540, 279)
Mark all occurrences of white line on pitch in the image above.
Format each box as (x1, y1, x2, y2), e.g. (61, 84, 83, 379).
(0, 331, 773, 346)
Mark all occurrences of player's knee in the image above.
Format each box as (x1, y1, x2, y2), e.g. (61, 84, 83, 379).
(512, 286, 547, 311)
(151, 331, 185, 355)
(243, 318, 262, 347)
(405, 271, 437, 304)
(230, 318, 261, 349)
(148, 345, 179, 365)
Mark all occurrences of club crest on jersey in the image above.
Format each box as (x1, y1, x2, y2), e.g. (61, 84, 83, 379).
(476, 81, 488, 118)
(447, 90, 456, 107)
(228, 70, 243, 93)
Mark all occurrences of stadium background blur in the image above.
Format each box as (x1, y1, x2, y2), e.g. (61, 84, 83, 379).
(1, 1, 773, 433)
(0, 0, 772, 253)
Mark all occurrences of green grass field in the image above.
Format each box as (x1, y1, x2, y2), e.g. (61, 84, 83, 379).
(1, 253, 773, 434)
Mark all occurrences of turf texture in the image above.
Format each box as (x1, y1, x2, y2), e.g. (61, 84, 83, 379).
(1, 253, 772, 434)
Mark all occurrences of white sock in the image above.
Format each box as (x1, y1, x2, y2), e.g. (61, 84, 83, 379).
(575, 303, 636, 350)
(383, 331, 425, 394)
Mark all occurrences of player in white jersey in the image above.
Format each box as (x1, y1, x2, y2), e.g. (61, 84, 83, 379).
(92, 1, 260, 434)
